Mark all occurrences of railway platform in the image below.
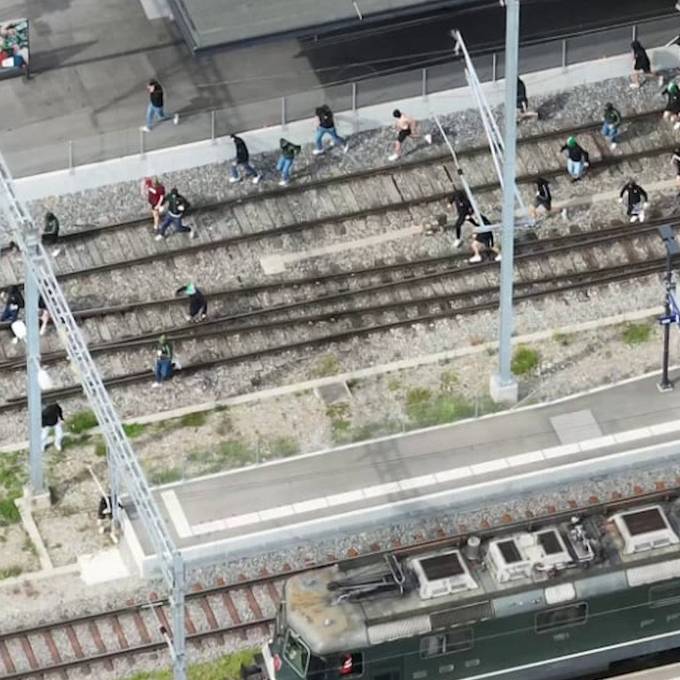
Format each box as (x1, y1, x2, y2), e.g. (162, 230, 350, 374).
(125, 369, 680, 576)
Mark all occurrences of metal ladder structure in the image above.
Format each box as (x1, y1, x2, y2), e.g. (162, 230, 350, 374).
(0, 154, 188, 680)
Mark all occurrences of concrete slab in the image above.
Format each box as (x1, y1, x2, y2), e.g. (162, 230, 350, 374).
(78, 547, 130, 585)
(315, 382, 352, 405)
(550, 409, 603, 445)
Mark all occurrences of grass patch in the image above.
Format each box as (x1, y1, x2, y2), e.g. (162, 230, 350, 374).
(126, 648, 257, 680)
(511, 345, 540, 376)
(269, 436, 300, 458)
(552, 332, 572, 347)
(0, 498, 20, 525)
(313, 354, 341, 378)
(0, 565, 22, 580)
(326, 402, 352, 444)
(123, 422, 148, 439)
(179, 411, 208, 428)
(216, 412, 233, 436)
(622, 323, 652, 346)
(350, 420, 402, 443)
(148, 467, 183, 486)
(0, 450, 26, 526)
(387, 377, 402, 392)
(440, 370, 459, 392)
(405, 388, 476, 428)
(66, 409, 98, 434)
(93, 437, 107, 458)
(218, 440, 255, 466)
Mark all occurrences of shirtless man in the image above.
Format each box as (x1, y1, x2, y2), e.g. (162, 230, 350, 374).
(388, 109, 432, 161)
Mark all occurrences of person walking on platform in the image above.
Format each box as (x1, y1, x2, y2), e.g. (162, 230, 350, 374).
(41, 402, 64, 452)
(389, 109, 432, 161)
(601, 103, 622, 150)
(619, 179, 649, 223)
(529, 177, 552, 220)
(662, 82, 680, 128)
(516, 77, 538, 120)
(277, 138, 301, 187)
(152, 334, 174, 387)
(560, 137, 589, 182)
(1, 285, 23, 325)
(142, 177, 166, 232)
(312, 105, 349, 155)
(468, 215, 501, 264)
(229, 134, 262, 184)
(630, 40, 663, 89)
(141, 79, 179, 132)
(176, 282, 207, 322)
(447, 190, 477, 248)
(156, 188, 194, 240)
(42, 211, 61, 257)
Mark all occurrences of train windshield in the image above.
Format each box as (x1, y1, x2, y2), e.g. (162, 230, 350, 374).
(283, 630, 311, 678)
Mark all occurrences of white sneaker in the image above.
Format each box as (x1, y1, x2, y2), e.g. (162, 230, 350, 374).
(312, 148, 324, 155)
(610, 142, 617, 150)
(151, 382, 160, 389)
(51, 248, 61, 257)
(11, 337, 18, 345)
(229, 176, 240, 184)
(173, 114, 180, 125)
(388, 153, 399, 161)
(343, 143, 349, 153)
(629, 83, 640, 89)
(639, 211, 645, 222)
(494, 254, 502, 262)
(659, 75, 666, 86)
(140, 125, 151, 132)
(674, 122, 680, 131)
(252, 175, 262, 184)
(468, 255, 482, 263)
(155, 234, 164, 241)
(278, 179, 288, 187)
(630, 215, 639, 223)
(452, 238, 462, 248)
(189, 229, 196, 239)
(424, 133, 432, 144)
(561, 208, 568, 220)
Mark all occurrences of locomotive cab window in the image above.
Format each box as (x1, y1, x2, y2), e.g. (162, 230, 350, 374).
(536, 603, 588, 633)
(420, 628, 473, 658)
(339, 652, 364, 677)
(284, 630, 311, 678)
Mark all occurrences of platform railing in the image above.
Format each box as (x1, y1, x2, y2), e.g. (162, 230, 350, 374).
(8, 13, 680, 178)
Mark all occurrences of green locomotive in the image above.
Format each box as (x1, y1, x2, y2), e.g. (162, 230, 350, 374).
(260, 503, 680, 680)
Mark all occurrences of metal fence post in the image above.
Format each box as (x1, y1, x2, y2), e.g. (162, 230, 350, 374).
(492, 53, 497, 83)
(421, 68, 428, 99)
(632, 24, 637, 42)
(139, 127, 145, 157)
(211, 110, 216, 144)
(68, 140, 74, 173)
(351, 82, 357, 112)
(281, 96, 287, 127)
(561, 38, 568, 70)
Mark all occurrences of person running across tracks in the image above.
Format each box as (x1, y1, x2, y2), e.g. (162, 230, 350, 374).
(468, 215, 501, 264)
(176, 282, 208, 322)
(560, 136, 590, 182)
(42, 211, 61, 257)
(601, 103, 622, 150)
(630, 40, 663, 89)
(662, 82, 680, 129)
(277, 138, 302, 187)
(156, 188, 195, 240)
(619, 179, 649, 223)
(1, 285, 23, 324)
(312, 104, 349, 155)
(529, 177, 552, 221)
(142, 177, 166, 232)
(141, 79, 179, 132)
(41, 402, 65, 452)
(389, 109, 432, 161)
(446, 190, 478, 248)
(229, 134, 262, 185)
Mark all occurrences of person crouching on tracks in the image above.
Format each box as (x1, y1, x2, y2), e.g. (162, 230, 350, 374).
(142, 177, 165, 232)
(468, 215, 501, 264)
(662, 82, 680, 129)
(560, 136, 589, 182)
(152, 334, 174, 387)
(529, 177, 552, 221)
(619, 179, 649, 223)
(176, 282, 207, 322)
(156, 187, 195, 241)
(601, 103, 622, 150)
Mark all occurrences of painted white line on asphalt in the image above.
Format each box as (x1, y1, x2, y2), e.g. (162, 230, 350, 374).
(363, 482, 402, 498)
(541, 443, 580, 459)
(470, 459, 508, 475)
(399, 474, 438, 490)
(293, 498, 329, 513)
(507, 450, 544, 467)
(161, 490, 193, 538)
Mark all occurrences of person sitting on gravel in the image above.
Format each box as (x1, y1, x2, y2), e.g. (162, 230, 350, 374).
(618, 179, 649, 223)
(468, 215, 501, 264)
(560, 136, 589, 182)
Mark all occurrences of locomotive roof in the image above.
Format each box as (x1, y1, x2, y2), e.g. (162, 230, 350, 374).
(284, 502, 680, 655)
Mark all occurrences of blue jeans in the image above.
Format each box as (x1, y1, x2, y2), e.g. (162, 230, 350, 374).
(567, 159, 584, 179)
(315, 126, 346, 150)
(277, 156, 294, 182)
(154, 357, 173, 383)
(146, 103, 172, 129)
(601, 121, 619, 143)
(230, 161, 258, 179)
(1, 305, 18, 323)
(159, 213, 190, 236)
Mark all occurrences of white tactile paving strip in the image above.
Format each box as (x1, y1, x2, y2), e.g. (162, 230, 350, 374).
(172, 418, 680, 539)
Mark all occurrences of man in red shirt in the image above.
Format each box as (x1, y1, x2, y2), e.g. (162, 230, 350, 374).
(142, 177, 166, 232)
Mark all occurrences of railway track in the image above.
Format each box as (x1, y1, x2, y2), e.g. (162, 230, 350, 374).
(0, 215, 672, 410)
(2, 485, 678, 679)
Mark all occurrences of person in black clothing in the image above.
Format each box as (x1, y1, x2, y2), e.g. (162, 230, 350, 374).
(516, 77, 538, 120)
(41, 402, 64, 452)
(176, 282, 208, 322)
(157, 188, 194, 240)
(619, 179, 649, 223)
(662, 82, 680, 128)
(42, 211, 61, 256)
(630, 40, 662, 89)
(277, 138, 302, 186)
(530, 177, 552, 220)
(560, 136, 590, 182)
(1, 285, 23, 324)
(313, 105, 349, 155)
(229, 134, 261, 185)
(446, 191, 478, 247)
(468, 215, 501, 263)
(672, 147, 680, 195)
(141, 79, 179, 132)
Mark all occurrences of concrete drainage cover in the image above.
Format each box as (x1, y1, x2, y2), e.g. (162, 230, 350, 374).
(315, 382, 352, 405)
